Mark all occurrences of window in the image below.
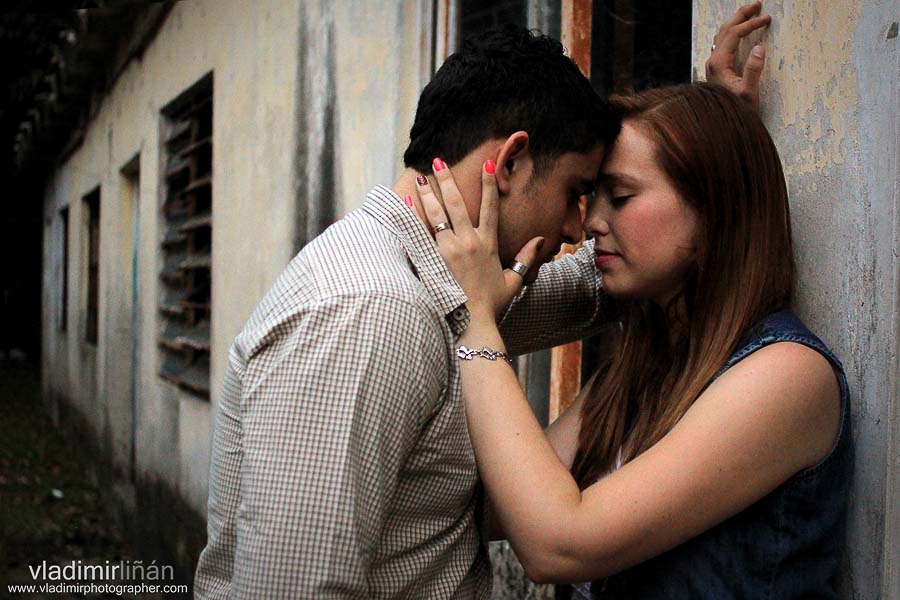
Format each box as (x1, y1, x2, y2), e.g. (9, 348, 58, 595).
(459, 0, 561, 44)
(158, 74, 213, 399)
(460, 0, 526, 42)
(60, 206, 69, 332)
(84, 188, 100, 345)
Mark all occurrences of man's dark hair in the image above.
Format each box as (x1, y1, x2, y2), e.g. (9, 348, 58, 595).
(403, 26, 621, 177)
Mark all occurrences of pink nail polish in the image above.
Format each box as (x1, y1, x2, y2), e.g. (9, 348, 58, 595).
(404, 194, 413, 208)
(432, 157, 446, 172)
(485, 160, 495, 174)
(416, 174, 428, 186)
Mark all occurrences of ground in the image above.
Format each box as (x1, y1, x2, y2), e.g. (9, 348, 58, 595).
(0, 362, 135, 599)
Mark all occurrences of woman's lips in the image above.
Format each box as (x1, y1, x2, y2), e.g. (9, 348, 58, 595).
(594, 251, 621, 269)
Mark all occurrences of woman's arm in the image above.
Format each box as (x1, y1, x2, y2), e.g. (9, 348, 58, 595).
(486, 393, 584, 542)
(457, 315, 840, 582)
(416, 162, 840, 583)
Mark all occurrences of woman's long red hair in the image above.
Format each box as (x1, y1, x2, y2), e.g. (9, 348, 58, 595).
(571, 83, 795, 487)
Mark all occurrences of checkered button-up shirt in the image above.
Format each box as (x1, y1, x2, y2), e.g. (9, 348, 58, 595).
(195, 186, 489, 599)
(194, 185, 610, 599)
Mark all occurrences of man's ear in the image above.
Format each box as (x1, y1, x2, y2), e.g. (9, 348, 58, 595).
(494, 131, 530, 195)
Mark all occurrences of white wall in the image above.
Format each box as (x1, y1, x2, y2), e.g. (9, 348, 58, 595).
(42, 0, 304, 515)
(41, 0, 439, 519)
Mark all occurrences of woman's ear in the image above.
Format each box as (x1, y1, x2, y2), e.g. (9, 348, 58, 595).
(494, 131, 530, 195)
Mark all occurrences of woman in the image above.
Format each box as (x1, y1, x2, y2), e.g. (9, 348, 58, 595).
(414, 83, 851, 597)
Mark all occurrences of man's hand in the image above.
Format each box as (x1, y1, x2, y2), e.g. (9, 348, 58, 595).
(706, 1, 771, 111)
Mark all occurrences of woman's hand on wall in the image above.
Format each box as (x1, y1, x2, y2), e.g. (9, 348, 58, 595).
(706, 1, 771, 111)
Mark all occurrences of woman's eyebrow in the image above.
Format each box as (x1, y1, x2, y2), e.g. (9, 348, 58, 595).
(598, 171, 640, 187)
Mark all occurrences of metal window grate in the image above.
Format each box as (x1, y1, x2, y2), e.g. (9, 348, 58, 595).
(158, 76, 213, 399)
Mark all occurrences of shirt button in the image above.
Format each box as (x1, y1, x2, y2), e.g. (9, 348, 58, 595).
(452, 309, 466, 321)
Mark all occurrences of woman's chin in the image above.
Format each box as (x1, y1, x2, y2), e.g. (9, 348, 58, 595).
(599, 280, 641, 301)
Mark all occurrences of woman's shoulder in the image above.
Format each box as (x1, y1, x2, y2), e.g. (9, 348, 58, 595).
(704, 331, 843, 475)
(722, 309, 846, 380)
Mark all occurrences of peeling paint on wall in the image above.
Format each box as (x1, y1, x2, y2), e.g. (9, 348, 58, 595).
(769, 2, 861, 176)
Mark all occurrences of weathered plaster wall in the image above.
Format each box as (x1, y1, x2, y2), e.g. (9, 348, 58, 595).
(41, 0, 303, 521)
(41, 0, 440, 556)
(289, 0, 433, 250)
(693, 2, 899, 597)
(332, 0, 433, 217)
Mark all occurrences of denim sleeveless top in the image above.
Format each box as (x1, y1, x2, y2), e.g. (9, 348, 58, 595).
(560, 310, 853, 600)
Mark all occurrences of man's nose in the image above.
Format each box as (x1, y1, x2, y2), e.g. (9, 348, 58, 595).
(562, 205, 583, 245)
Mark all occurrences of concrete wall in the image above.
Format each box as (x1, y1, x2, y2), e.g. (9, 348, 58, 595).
(693, 2, 899, 597)
(41, 0, 304, 574)
(40, 0, 436, 581)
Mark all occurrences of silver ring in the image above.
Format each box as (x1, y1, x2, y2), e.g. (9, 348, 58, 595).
(434, 222, 451, 233)
(711, 43, 716, 52)
(510, 261, 530, 277)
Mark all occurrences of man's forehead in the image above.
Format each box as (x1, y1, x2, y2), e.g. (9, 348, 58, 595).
(556, 146, 606, 181)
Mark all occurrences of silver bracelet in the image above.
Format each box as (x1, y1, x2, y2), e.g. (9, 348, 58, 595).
(456, 345, 512, 364)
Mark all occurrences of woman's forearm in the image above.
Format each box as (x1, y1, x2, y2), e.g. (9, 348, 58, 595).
(457, 312, 586, 580)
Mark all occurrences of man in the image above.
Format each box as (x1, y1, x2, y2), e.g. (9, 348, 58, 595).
(195, 6, 769, 598)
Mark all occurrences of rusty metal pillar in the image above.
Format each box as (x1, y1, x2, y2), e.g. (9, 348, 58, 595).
(549, 0, 593, 423)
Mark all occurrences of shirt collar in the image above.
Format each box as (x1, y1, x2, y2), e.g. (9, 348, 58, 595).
(362, 185, 469, 325)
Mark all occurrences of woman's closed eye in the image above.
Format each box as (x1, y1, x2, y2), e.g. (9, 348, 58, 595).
(610, 194, 633, 208)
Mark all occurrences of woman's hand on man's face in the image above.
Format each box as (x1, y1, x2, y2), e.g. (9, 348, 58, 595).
(414, 158, 544, 321)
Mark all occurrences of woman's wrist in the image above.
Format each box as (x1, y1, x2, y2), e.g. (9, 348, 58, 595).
(459, 313, 505, 352)
(465, 308, 500, 334)
(465, 302, 496, 325)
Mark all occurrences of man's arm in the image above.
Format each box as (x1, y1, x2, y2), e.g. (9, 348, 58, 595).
(201, 294, 445, 598)
(194, 346, 247, 599)
(499, 238, 618, 356)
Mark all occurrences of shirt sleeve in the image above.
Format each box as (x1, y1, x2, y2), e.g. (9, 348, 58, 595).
(194, 346, 247, 599)
(206, 294, 446, 599)
(499, 238, 619, 356)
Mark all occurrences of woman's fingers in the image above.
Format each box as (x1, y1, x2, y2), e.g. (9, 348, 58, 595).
(706, 0, 770, 110)
(503, 236, 544, 293)
(716, 1, 762, 40)
(431, 158, 475, 234)
(479, 160, 500, 236)
(739, 44, 766, 106)
(414, 173, 452, 234)
(715, 14, 770, 58)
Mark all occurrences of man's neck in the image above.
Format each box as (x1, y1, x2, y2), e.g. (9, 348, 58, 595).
(391, 150, 494, 237)
(392, 169, 432, 231)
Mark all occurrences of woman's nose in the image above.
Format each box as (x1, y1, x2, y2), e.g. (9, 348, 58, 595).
(583, 212, 610, 238)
